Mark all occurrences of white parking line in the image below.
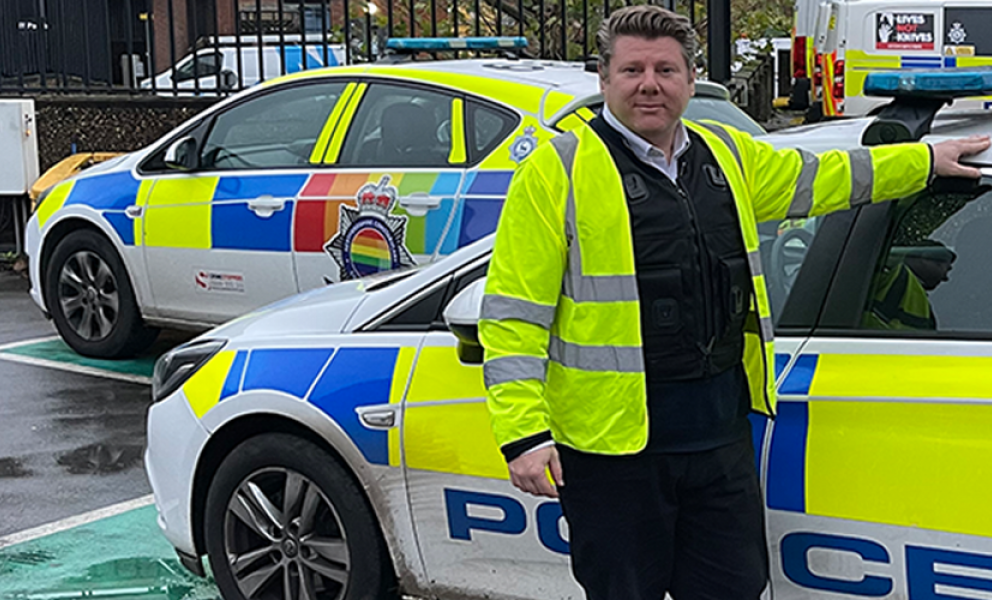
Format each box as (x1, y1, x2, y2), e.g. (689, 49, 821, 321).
(0, 335, 59, 352)
(0, 494, 155, 549)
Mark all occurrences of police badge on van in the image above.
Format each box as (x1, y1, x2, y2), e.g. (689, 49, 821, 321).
(325, 176, 415, 280)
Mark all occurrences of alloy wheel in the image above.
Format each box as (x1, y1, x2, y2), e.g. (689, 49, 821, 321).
(58, 250, 120, 341)
(225, 467, 351, 600)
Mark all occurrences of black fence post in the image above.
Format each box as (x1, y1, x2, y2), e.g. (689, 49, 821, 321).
(255, 0, 264, 82)
(145, 2, 158, 94)
(83, 0, 94, 89)
(320, 0, 331, 66)
(277, 0, 286, 77)
(125, 0, 136, 90)
(167, 0, 177, 95)
(213, 0, 223, 93)
(707, 0, 731, 83)
(235, 0, 246, 91)
(3, 0, 758, 96)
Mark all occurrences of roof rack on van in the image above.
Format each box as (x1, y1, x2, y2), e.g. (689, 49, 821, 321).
(378, 36, 530, 62)
(862, 69, 992, 146)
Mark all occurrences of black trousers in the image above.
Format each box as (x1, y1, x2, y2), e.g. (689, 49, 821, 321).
(557, 437, 768, 600)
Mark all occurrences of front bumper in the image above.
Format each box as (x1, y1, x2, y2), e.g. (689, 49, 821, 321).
(145, 389, 211, 558)
(24, 214, 46, 314)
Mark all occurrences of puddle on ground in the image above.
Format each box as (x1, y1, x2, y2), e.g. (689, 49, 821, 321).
(0, 457, 31, 478)
(0, 556, 220, 600)
(55, 443, 143, 475)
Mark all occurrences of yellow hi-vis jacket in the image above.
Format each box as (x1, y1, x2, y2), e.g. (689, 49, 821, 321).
(479, 120, 932, 455)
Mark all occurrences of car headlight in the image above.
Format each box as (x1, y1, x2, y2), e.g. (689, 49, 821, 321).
(152, 339, 226, 403)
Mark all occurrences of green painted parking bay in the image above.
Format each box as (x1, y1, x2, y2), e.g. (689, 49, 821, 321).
(0, 333, 195, 383)
(0, 505, 220, 599)
(0, 338, 155, 379)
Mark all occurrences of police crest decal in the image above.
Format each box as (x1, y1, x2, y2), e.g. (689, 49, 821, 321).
(325, 176, 415, 279)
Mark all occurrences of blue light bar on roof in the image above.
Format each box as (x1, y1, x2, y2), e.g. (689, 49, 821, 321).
(864, 69, 992, 98)
(385, 37, 528, 51)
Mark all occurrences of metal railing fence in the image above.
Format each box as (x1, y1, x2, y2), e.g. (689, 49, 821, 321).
(0, 0, 716, 96)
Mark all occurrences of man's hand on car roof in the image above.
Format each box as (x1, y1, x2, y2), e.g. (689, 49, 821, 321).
(932, 135, 991, 179)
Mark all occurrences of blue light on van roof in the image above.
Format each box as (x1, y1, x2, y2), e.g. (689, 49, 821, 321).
(385, 37, 528, 51)
(865, 69, 992, 98)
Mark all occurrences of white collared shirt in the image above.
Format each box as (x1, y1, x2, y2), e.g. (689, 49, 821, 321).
(602, 104, 691, 183)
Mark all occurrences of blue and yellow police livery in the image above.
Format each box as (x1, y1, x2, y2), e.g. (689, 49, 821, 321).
(27, 41, 762, 359)
(146, 71, 992, 600)
(25, 43, 595, 359)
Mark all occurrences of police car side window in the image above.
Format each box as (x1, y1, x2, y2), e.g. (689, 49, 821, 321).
(467, 100, 519, 163)
(758, 217, 821, 323)
(338, 83, 455, 168)
(377, 261, 487, 331)
(860, 187, 992, 334)
(199, 81, 347, 170)
(175, 52, 222, 82)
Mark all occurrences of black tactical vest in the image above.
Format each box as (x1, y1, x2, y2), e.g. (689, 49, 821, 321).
(590, 117, 751, 381)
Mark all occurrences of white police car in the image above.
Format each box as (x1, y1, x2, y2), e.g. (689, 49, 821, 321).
(145, 70, 992, 600)
(24, 37, 763, 360)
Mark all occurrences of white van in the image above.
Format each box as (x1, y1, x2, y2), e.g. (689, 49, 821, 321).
(141, 34, 345, 94)
(810, 0, 992, 117)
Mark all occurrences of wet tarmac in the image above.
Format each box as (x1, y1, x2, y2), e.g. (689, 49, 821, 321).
(0, 271, 422, 599)
(0, 270, 214, 599)
(0, 272, 155, 538)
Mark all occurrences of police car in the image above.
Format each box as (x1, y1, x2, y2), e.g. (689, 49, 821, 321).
(145, 70, 992, 600)
(23, 37, 763, 359)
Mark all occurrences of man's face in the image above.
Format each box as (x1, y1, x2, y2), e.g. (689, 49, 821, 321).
(600, 35, 695, 144)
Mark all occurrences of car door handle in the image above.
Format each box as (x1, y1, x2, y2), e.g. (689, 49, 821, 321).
(398, 192, 442, 218)
(247, 195, 287, 218)
(356, 404, 398, 430)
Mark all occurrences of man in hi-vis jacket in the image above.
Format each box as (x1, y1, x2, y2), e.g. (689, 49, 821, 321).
(480, 5, 989, 600)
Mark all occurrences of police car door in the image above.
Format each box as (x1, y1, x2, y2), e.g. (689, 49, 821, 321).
(141, 79, 348, 323)
(391, 257, 578, 599)
(766, 185, 992, 599)
(293, 80, 464, 289)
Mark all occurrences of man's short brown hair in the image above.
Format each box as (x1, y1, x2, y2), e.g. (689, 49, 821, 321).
(597, 5, 698, 76)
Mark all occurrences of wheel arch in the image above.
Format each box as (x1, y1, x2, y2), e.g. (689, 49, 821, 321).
(189, 413, 404, 588)
(38, 217, 141, 314)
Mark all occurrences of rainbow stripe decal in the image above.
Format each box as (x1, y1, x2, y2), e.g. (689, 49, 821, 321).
(324, 176, 415, 279)
(350, 228, 392, 272)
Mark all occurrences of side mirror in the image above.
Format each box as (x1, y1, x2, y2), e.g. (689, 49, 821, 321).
(219, 69, 237, 91)
(443, 278, 486, 365)
(164, 136, 198, 171)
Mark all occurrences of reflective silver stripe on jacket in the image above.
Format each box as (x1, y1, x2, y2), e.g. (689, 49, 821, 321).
(747, 250, 774, 341)
(849, 148, 874, 207)
(747, 249, 764, 278)
(484, 355, 548, 387)
(759, 315, 775, 342)
(787, 149, 819, 218)
(549, 132, 639, 303)
(549, 336, 645, 373)
(481, 294, 555, 329)
(696, 122, 743, 173)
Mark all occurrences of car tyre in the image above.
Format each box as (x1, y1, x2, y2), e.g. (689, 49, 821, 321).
(45, 229, 158, 358)
(204, 433, 398, 600)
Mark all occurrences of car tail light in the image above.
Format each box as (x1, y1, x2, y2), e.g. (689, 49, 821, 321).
(813, 54, 823, 87)
(832, 60, 845, 99)
(793, 36, 807, 79)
